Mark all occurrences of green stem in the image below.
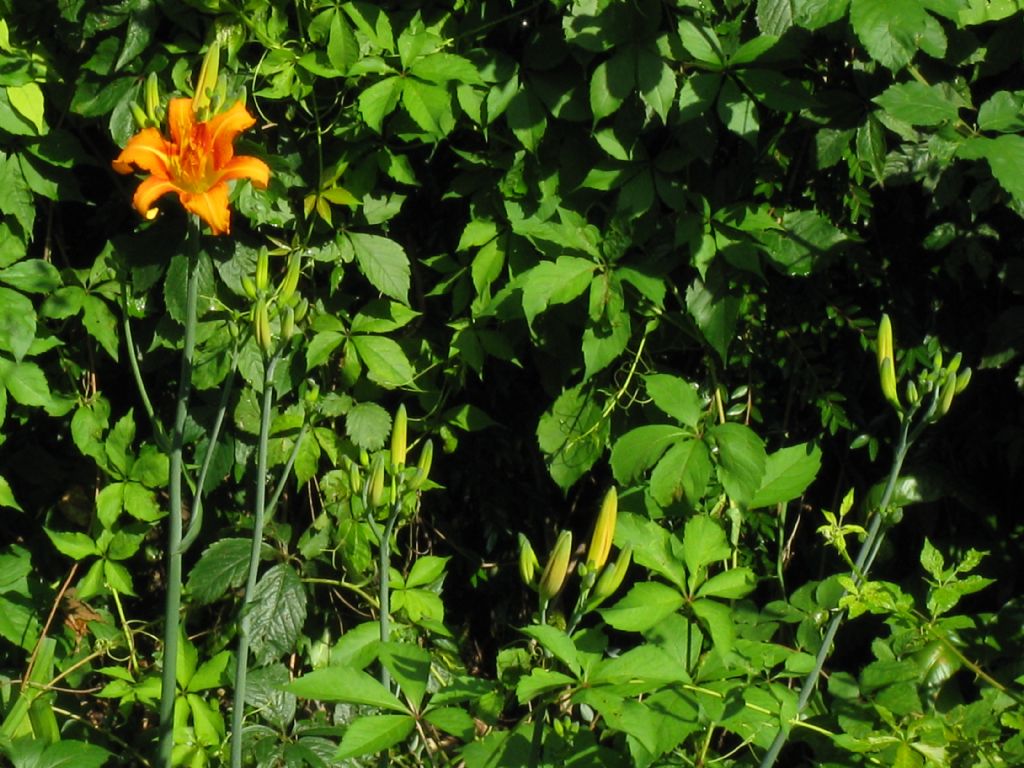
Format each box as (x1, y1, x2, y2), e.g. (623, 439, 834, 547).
(265, 422, 309, 521)
(378, 504, 401, 692)
(179, 353, 239, 555)
(122, 306, 168, 453)
(158, 221, 200, 767)
(758, 411, 916, 768)
(231, 350, 280, 767)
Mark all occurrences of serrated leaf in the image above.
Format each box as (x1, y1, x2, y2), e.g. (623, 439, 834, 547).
(359, 76, 402, 132)
(600, 582, 684, 632)
(696, 567, 756, 599)
(850, 0, 943, 70)
(351, 335, 414, 388)
(644, 374, 703, 426)
(681, 516, 731, 580)
(379, 641, 431, 710)
(520, 256, 595, 329)
(249, 563, 307, 664)
(649, 438, 712, 508)
(873, 81, 966, 126)
(0, 259, 61, 293)
(590, 50, 633, 121)
(749, 442, 821, 508)
(44, 528, 99, 560)
(690, 598, 736, 655)
(335, 714, 416, 760)
(515, 668, 576, 703)
(520, 625, 582, 678)
(709, 422, 766, 506)
(0, 286, 35, 361)
(186, 538, 259, 605)
(289, 666, 406, 711)
(327, 10, 358, 74)
(345, 401, 392, 450)
(614, 511, 688, 590)
(536, 384, 607, 490)
(610, 424, 685, 483)
(637, 45, 676, 123)
(348, 232, 410, 303)
(958, 135, 1024, 201)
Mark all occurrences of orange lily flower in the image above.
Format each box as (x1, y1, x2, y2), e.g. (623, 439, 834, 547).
(113, 98, 270, 235)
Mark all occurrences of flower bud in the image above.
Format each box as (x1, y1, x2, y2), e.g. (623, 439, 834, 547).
(880, 356, 900, 410)
(905, 379, 919, 406)
(538, 530, 573, 602)
(144, 72, 161, 125)
(876, 314, 894, 373)
(130, 102, 149, 130)
(588, 547, 632, 608)
(937, 374, 957, 417)
(955, 368, 971, 395)
(241, 275, 257, 299)
(256, 248, 269, 293)
(518, 534, 540, 589)
(280, 305, 295, 341)
(192, 40, 220, 119)
(368, 455, 386, 509)
(279, 252, 301, 303)
(293, 297, 309, 323)
(408, 439, 433, 491)
(587, 487, 617, 571)
(391, 404, 408, 471)
(253, 297, 272, 354)
(947, 352, 962, 375)
(348, 460, 362, 495)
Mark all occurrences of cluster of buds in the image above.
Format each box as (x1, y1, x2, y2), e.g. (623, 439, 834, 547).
(129, 40, 233, 132)
(518, 487, 632, 623)
(875, 314, 971, 420)
(355, 405, 434, 518)
(243, 248, 308, 355)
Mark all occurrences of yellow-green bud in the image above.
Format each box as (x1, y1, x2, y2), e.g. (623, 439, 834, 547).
(241, 275, 257, 299)
(256, 248, 269, 292)
(937, 374, 957, 417)
(130, 102, 149, 130)
(538, 530, 573, 602)
(880, 356, 900, 410)
(391, 404, 408, 471)
(518, 534, 540, 589)
(348, 460, 362, 495)
(253, 297, 272, 354)
(955, 368, 971, 395)
(408, 439, 433, 491)
(280, 305, 295, 341)
(587, 487, 617, 571)
(589, 547, 632, 607)
(932, 350, 943, 370)
(144, 72, 161, 124)
(905, 379, 919, 406)
(947, 352, 962, 375)
(279, 252, 301, 303)
(368, 455, 386, 509)
(192, 40, 220, 119)
(293, 297, 309, 323)
(876, 314, 894, 373)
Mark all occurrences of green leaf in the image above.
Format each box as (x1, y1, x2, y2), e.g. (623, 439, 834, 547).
(249, 563, 308, 665)
(409, 53, 483, 85)
(0, 475, 21, 511)
(347, 232, 410, 303)
(5, 83, 46, 134)
(0, 260, 60, 293)
(0, 286, 36, 361)
(691, 598, 736, 655)
(920, 537, 945, 581)
(359, 76, 402, 132)
(978, 90, 1024, 133)
(515, 668, 576, 703)
(709, 423, 767, 506)
(537, 384, 607, 490)
(506, 89, 547, 152)
(644, 374, 703, 427)
(590, 50, 633, 121)
(95, 483, 123, 528)
(379, 641, 432, 711)
(637, 44, 676, 123)
(717, 77, 759, 142)
(649, 438, 712, 508)
(759, 209, 848, 276)
(873, 81, 966, 126)
(327, 10, 358, 74)
(351, 335, 415, 388)
(0, 358, 51, 407)
(610, 424, 685, 484)
(186, 538, 260, 605)
(696, 567, 756, 599)
(186, 693, 225, 747)
(289, 666, 406, 711)
(600, 582, 684, 632)
(749, 442, 821, 508)
(401, 79, 454, 137)
(82, 295, 120, 362)
(615, 511, 688, 590)
(520, 625, 582, 678)
(122, 481, 162, 522)
(306, 329, 345, 370)
(103, 559, 134, 594)
(423, 707, 476, 741)
(405, 555, 449, 588)
(44, 528, 99, 560)
(958, 135, 1024, 201)
(345, 401, 392, 450)
(588, 645, 688, 689)
(677, 19, 723, 65)
(336, 714, 415, 760)
(850, 0, 944, 70)
(520, 256, 596, 329)
(681, 516, 731, 581)
(686, 278, 740, 362)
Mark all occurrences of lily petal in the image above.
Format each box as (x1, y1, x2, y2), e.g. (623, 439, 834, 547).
(216, 155, 270, 189)
(166, 98, 196, 147)
(113, 129, 172, 177)
(208, 101, 257, 166)
(133, 176, 178, 219)
(180, 184, 231, 235)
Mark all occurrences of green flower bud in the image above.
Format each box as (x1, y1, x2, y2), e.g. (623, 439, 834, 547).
(256, 248, 269, 293)
(947, 352, 962, 375)
(538, 530, 573, 602)
(955, 368, 971, 395)
(241, 275, 257, 299)
(368, 455, 386, 509)
(253, 297, 272, 354)
(880, 356, 900, 410)
(192, 40, 220, 119)
(144, 72, 161, 125)
(280, 305, 295, 341)
(278, 252, 301, 303)
(408, 439, 433, 491)
(518, 534, 540, 589)
(130, 102, 149, 130)
(877, 314, 894, 373)
(587, 487, 617, 571)
(937, 374, 957, 417)
(391, 404, 408, 471)
(588, 547, 632, 608)
(905, 379, 919, 406)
